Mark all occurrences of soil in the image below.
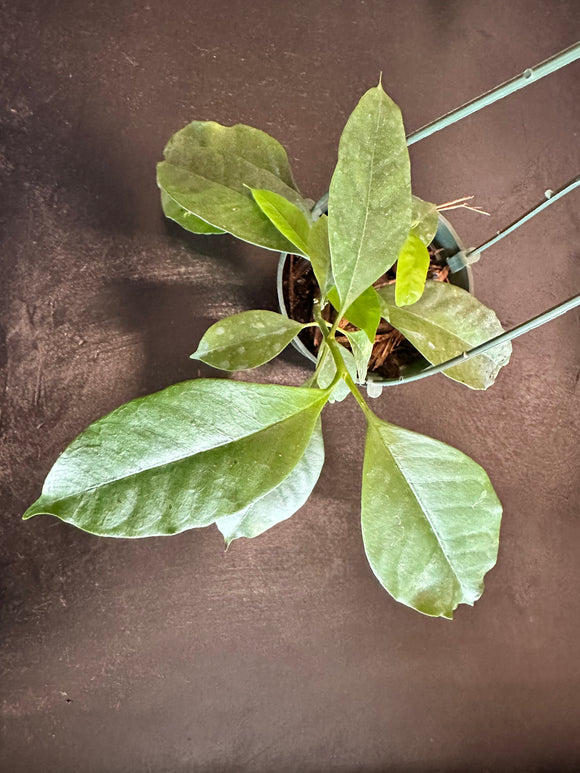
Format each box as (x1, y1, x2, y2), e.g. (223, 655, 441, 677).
(282, 245, 452, 380)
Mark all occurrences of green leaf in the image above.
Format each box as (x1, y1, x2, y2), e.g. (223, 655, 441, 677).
(157, 121, 312, 252)
(23, 380, 329, 537)
(163, 120, 300, 191)
(362, 416, 502, 618)
(326, 287, 341, 312)
(249, 187, 311, 256)
(316, 341, 358, 400)
(191, 310, 306, 371)
(161, 190, 225, 235)
(328, 83, 412, 310)
(411, 195, 438, 246)
(250, 189, 332, 295)
(395, 232, 430, 307)
(216, 417, 324, 546)
(344, 329, 373, 383)
(377, 282, 512, 390)
(329, 286, 381, 343)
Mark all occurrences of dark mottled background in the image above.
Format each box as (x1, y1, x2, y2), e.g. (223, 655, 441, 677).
(1, 1, 579, 771)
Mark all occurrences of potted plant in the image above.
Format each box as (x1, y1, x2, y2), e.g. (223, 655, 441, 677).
(23, 81, 520, 619)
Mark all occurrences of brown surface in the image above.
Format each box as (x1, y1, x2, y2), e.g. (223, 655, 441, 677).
(1, 2, 579, 771)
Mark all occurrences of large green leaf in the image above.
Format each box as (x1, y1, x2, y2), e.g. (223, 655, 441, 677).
(328, 83, 412, 310)
(362, 416, 502, 618)
(191, 310, 307, 371)
(395, 232, 430, 307)
(216, 417, 324, 546)
(377, 282, 512, 389)
(411, 195, 438, 246)
(23, 380, 328, 537)
(157, 120, 312, 252)
(161, 190, 225, 235)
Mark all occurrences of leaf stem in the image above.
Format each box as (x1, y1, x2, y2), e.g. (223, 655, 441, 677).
(312, 342, 329, 379)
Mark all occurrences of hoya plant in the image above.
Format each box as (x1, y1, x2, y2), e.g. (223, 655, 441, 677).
(23, 82, 513, 619)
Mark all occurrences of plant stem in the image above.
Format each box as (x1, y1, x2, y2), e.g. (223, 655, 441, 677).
(313, 301, 346, 373)
(313, 299, 375, 420)
(343, 371, 374, 420)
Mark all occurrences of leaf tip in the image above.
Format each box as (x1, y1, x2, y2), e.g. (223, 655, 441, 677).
(190, 346, 205, 362)
(378, 71, 383, 88)
(394, 290, 422, 308)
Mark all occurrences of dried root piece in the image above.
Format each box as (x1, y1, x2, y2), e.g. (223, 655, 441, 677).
(437, 195, 490, 216)
(368, 329, 405, 370)
(428, 264, 450, 283)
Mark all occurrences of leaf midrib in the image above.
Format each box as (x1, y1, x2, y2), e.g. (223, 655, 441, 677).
(162, 188, 222, 231)
(369, 421, 466, 595)
(160, 178, 249, 234)
(40, 395, 327, 507)
(198, 322, 303, 357)
(339, 93, 384, 310)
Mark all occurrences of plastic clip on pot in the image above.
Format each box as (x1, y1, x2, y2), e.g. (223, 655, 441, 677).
(278, 42, 580, 396)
